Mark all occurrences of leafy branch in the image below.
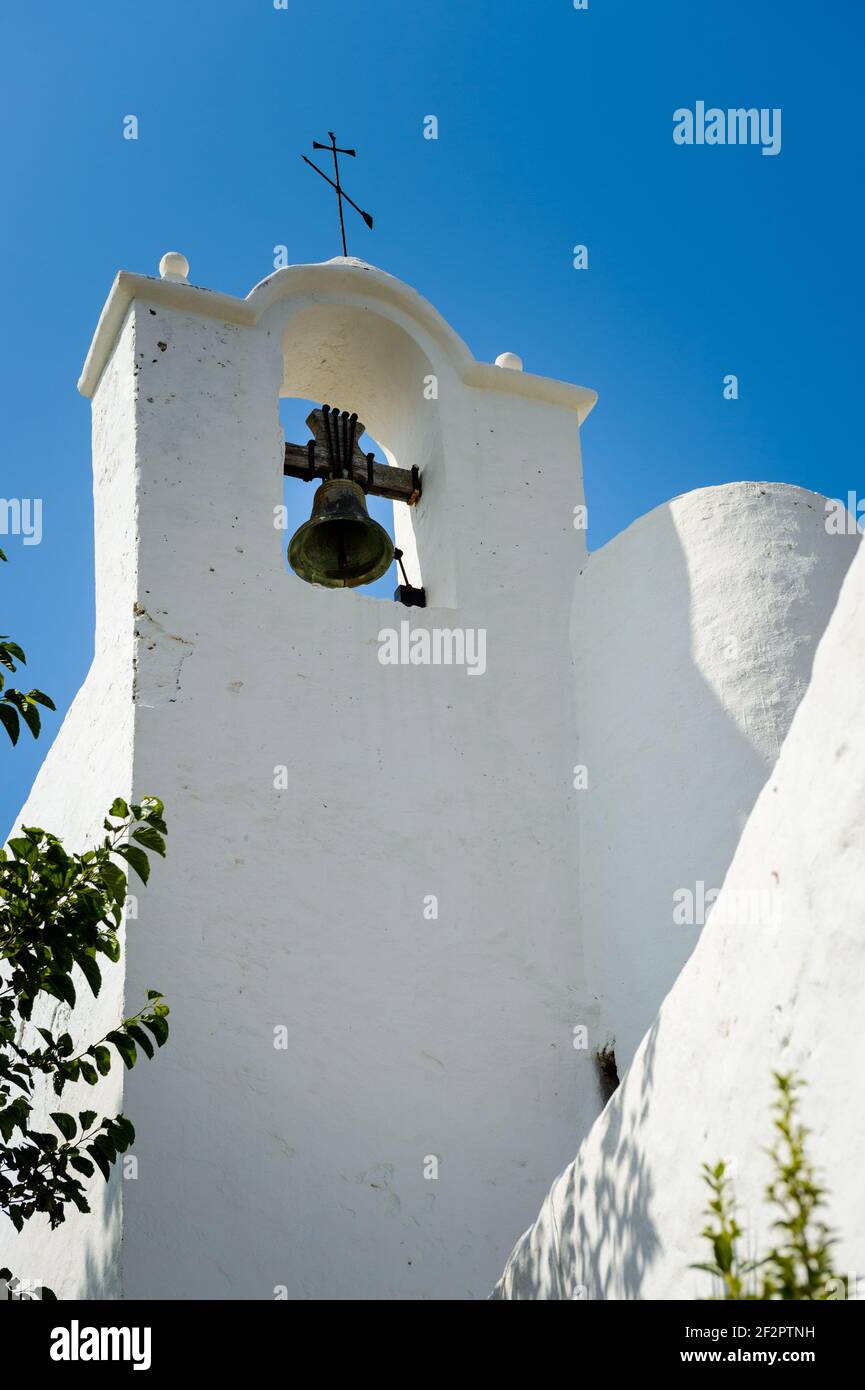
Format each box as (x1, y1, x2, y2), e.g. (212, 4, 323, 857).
(0, 796, 170, 1294)
(0, 548, 55, 746)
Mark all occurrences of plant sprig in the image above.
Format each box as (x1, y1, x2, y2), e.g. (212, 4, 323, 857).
(693, 1072, 847, 1301)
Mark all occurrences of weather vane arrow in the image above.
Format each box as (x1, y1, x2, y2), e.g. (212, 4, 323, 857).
(302, 132, 374, 258)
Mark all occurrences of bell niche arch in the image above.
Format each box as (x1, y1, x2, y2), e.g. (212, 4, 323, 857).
(78, 255, 596, 622)
(256, 266, 456, 607)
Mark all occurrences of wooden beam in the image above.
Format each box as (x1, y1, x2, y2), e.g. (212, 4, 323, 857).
(284, 442, 421, 504)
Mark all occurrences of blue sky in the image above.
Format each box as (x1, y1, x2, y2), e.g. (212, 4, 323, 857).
(1, 0, 862, 832)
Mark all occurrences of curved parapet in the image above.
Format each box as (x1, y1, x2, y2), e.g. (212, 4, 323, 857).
(573, 482, 859, 1070)
(78, 257, 597, 422)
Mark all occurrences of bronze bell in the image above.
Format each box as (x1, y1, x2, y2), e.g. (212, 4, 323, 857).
(288, 476, 394, 589)
(287, 405, 395, 589)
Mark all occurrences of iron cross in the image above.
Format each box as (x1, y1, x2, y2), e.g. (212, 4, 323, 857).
(302, 132, 374, 258)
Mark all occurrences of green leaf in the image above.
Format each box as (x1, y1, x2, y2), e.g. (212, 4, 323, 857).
(97, 930, 121, 964)
(92, 1133, 117, 1163)
(132, 826, 166, 856)
(107, 1031, 137, 1069)
(6, 834, 36, 861)
(0, 703, 19, 745)
(107, 1121, 131, 1154)
(126, 1024, 154, 1059)
(99, 860, 127, 905)
(76, 953, 102, 998)
(713, 1233, 734, 1273)
(49, 1112, 77, 1142)
(29, 690, 55, 710)
(114, 1115, 136, 1146)
(89, 1045, 112, 1076)
(115, 843, 150, 884)
(70, 1155, 94, 1178)
(18, 700, 41, 739)
(45, 973, 76, 1009)
(79, 1061, 99, 1086)
(78, 1110, 97, 1130)
(87, 1144, 111, 1182)
(109, 798, 130, 820)
(31, 1130, 58, 1152)
(142, 1014, 169, 1047)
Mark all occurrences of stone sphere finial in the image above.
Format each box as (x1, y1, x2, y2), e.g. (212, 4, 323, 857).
(159, 251, 190, 283)
(495, 352, 524, 371)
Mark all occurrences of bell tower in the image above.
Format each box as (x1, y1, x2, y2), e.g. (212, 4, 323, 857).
(11, 254, 598, 1299)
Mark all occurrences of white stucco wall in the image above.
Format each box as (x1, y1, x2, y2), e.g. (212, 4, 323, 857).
(494, 529, 865, 1300)
(575, 484, 859, 1070)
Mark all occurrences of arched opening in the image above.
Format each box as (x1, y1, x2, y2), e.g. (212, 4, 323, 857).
(263, 295, 448, 602)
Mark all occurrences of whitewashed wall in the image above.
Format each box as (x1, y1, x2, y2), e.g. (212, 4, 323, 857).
(574, 484, 859, 1070)
(495, 530, 865, 1300)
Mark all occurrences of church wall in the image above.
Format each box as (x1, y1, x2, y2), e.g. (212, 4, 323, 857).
(495, 527, 865, 1299)
(574, 483, 858, 1070)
